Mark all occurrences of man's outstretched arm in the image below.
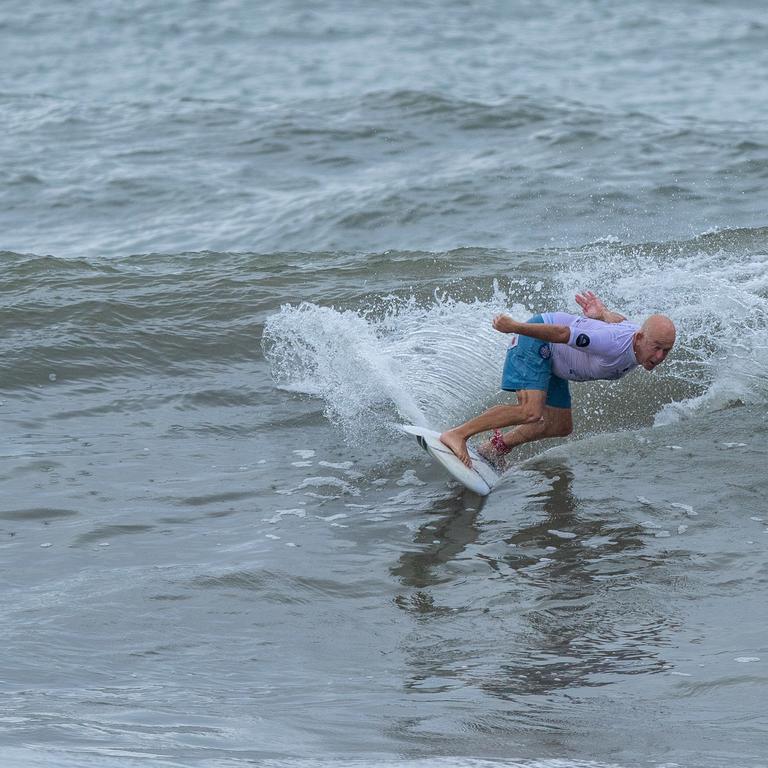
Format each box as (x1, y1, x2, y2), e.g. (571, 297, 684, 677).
(493, 314, 569, 343)
(575, 290, 626, 323)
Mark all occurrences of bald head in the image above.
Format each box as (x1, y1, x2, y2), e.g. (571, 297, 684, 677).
(642, 314, 676, 343)
(634, 314, 676, 371)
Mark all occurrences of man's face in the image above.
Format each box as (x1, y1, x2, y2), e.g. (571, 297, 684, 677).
(635, 328, 675, 371)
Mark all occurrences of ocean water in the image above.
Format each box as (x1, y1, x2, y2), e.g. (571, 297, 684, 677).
(2, 1, 768, 766)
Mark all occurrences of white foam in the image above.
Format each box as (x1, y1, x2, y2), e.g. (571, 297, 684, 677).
(670, 502, 697, 516)
(548, 529, 576, 539)
(396, 469, 426, 487)
(294, 476, 359, 496)
(318, 460, 354, 470)
(262, 508, 307, 524)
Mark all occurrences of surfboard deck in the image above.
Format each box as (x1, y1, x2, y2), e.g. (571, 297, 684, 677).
(402, 425, 500, 496)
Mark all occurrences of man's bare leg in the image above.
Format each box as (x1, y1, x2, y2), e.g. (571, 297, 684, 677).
(499, 406, 573, 449)
(440, 390, 547, 467)
(474, 406, 572, 470)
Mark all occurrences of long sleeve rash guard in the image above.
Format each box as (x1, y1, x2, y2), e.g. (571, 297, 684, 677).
(540, 312, 639, 382)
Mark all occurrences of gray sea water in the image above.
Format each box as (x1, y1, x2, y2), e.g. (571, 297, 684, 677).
(2, 1, 768, 766)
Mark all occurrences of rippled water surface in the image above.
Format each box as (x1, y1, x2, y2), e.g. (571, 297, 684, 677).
(2, 1, 768, 766)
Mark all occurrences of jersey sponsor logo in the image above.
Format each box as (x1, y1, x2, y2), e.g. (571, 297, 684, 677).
(575, 333, 590, 348)
(539, 343, 551, 359)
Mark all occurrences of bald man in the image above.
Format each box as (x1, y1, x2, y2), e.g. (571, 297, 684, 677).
(440, 291, 677, 469)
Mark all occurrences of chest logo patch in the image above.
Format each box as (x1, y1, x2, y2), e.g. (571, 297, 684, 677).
(575, 333, 591, 348)
(539, 343, 551, 359)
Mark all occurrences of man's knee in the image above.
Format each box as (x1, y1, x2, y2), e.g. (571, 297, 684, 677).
(520, 406, 545, 424)
(515, 390, 547, 424)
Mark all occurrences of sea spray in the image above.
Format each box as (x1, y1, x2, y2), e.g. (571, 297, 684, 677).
(556, 233, 768, 422)
(264, 232, 768, 441)
(263, 289, 530, 442)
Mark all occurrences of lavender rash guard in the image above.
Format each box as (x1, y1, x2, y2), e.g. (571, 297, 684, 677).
(540, 312, 639, 382)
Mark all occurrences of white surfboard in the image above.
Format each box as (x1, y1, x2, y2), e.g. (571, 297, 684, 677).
(402, 425, 500, 496)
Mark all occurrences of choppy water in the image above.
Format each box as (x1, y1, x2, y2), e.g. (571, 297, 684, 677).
(2, 1, 768, 767)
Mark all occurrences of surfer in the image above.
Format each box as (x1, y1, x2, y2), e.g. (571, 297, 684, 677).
(439, 291, 676, 469)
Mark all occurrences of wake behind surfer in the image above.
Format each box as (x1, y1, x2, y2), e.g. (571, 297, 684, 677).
(440, 291, 676, 469)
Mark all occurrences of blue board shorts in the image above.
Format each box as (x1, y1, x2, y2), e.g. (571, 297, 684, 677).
(500, 314, 572, 409)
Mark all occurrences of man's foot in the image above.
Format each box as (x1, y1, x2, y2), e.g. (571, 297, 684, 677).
(439, 429, 472, 467)
(475, 439, 509, 473)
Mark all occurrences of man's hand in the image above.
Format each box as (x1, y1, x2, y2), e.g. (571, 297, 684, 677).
(492, 314, 518, 333)
(575, 291, 627, 324)
(575, 290, 606, 320)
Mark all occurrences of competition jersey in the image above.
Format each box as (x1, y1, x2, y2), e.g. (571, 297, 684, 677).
(540, 312, 639, 382)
